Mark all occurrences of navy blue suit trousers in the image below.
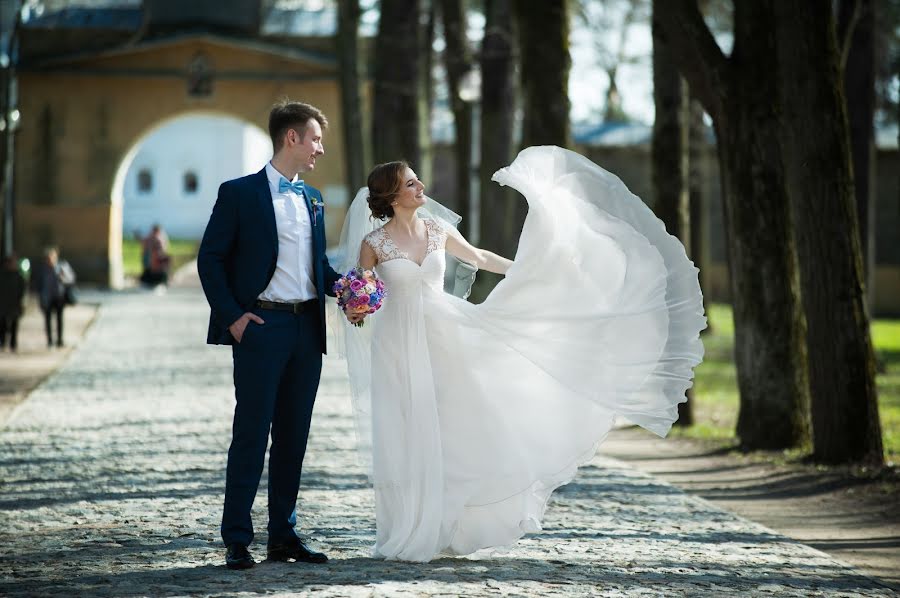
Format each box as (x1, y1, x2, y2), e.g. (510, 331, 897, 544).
(222, 306, 323, 547)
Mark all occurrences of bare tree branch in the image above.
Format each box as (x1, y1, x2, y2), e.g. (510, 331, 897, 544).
(653, 0, 729, 121)
(837, 0, 863, 70)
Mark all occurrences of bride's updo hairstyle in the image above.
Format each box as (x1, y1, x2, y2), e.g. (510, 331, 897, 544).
(367, 160, 410, 220)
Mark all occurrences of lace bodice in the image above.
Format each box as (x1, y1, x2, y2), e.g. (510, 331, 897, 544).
(364, 218, 447, 266)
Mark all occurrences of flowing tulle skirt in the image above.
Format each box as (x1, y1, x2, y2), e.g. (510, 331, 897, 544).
(360, 146, 706, 561)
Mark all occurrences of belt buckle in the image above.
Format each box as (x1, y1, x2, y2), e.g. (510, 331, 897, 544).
(292, 302, 303, 314)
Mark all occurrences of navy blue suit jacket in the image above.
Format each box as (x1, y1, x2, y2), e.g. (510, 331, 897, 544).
(197, 167, 341, 354)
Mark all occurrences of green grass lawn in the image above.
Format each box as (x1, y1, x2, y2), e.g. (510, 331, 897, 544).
(675, 303, 900, 464)
(122, 238, 200, 279)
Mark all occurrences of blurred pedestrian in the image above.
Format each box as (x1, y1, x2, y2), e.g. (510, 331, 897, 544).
(140, 224, 171, 286)
(0, 254, 26, 352)
(36, 247, 76, 348)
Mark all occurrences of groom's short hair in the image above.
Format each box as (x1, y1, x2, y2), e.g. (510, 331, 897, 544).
(269, 100, 328, 151)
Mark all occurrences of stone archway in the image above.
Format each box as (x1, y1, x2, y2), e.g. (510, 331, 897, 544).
(109, 110, 273, 287)
(15, 34, 346, 285)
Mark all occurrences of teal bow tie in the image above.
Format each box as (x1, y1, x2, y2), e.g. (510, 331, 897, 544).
(278, 178, 305, 195)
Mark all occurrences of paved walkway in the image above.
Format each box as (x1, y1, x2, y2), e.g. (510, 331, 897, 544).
(0, 295, 98, 424)
(0, 287, 895, 597)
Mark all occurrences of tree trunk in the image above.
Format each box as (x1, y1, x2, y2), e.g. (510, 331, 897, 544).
(419, 0, 436, 184)
(0, 13, 17, 260)
(473, 0, 517, 301)
(652, 7, 693, 425)
(514, 0, 572, 148)
(337, 0, 367, 197)
(655, 0, 810, 449)
(0, 64, 7, 258)
(0, 63, 8, 202)
(688, 98, 711, 335)
(838, 0, 876, 306)
(604, 67, 623, 122)
(774, 1, 883, 464)
(439, 0, 474, 238)
(372, 0, 422, 166)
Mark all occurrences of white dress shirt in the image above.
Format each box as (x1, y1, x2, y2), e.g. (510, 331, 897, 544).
(258, 162, 317, 302)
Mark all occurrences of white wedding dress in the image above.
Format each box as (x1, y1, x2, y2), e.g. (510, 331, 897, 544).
(337, 146, 706, 562)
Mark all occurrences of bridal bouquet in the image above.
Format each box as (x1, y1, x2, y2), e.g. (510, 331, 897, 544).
(333, 268, 386, 327)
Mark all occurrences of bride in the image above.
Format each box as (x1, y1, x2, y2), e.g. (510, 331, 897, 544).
(334, 145, 706, 562)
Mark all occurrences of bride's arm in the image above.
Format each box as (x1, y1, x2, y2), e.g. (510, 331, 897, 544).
(445, 227, 513, 275)
(359, 240, 377, 271)
(344, 241, 377, 324)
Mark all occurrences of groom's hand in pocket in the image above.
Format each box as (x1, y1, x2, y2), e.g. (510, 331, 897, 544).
(229, 312, 265, 343)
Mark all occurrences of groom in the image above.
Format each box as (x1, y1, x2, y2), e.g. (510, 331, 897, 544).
(198, 100, 341, 569)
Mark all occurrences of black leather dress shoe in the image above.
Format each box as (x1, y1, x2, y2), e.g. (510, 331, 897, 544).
(225, 544, 255, 570)
(267, 538, 328, 564)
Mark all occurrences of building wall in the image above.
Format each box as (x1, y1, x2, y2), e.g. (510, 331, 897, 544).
(121, 115, 271, 240)
(15, 37, 346, 286)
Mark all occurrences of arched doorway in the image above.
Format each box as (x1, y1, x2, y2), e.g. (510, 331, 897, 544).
(14, 31, 346, 286)
(109, 112, 272, 287)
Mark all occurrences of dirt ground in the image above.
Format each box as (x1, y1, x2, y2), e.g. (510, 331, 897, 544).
(602, 426, 900, 587)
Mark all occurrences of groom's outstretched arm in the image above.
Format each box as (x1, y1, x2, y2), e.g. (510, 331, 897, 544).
(198, 183, 245, 328)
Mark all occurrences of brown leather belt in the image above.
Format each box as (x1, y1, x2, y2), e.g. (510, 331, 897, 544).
(255, 299, 317, 314)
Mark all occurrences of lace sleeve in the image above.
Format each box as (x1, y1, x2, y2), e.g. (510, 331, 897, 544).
(425, 218, 448, 253)
(362, 230, 380, 260)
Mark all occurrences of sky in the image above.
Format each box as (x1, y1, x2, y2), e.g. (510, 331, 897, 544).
(569, 1, 655, 124)
(361, 0, 660, 126)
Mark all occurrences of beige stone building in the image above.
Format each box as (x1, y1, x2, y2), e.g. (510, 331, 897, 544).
(13, 2, 348, 286)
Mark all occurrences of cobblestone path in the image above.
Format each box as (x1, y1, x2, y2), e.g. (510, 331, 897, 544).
(0, 289, 895, 597)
